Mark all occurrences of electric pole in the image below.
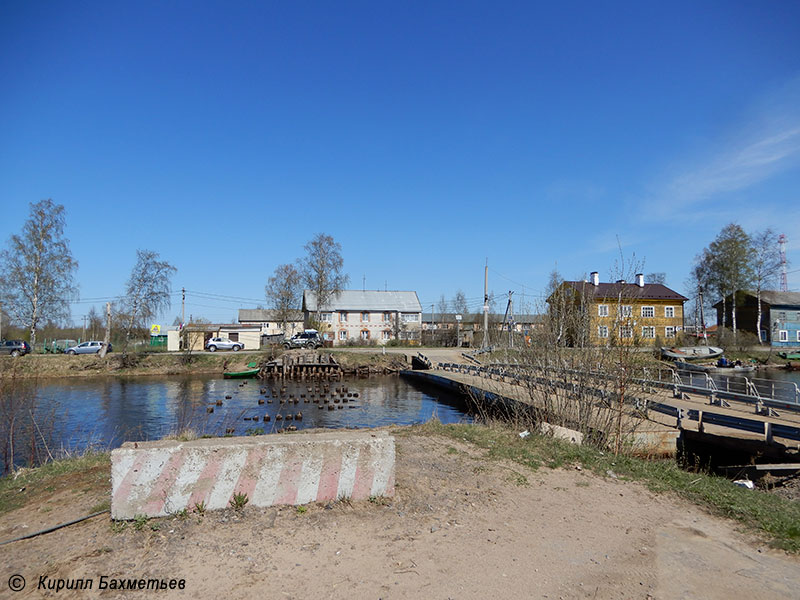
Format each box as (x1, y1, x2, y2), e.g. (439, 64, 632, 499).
(482, 260, 489, 349)
(82, 315, 88, 341)
(99, 302, 112, 358)
(698, 287, 707, 345)
(508, 290, 514, 348)
(181, 287, 186, 328)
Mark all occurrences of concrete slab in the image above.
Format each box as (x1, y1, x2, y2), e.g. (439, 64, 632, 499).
(111, 430, 395, 519)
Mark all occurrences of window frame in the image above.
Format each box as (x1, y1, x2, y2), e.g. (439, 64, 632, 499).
(598, 325, 609, 338)
(642, 326, 655, 339)
(598, 304, 609, 318)
(641, 306, 655, 318)
(664, 306, 675, 319)
(779, 330, 789, 342)
(619, 325, 633, 338)
(665, 326, 676, 339)
(618, 305, 633, 318)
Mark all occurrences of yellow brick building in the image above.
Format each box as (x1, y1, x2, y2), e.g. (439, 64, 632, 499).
(548, 273, 687, 345)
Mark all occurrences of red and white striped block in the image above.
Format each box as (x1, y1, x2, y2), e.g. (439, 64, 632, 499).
(111, 431, 395, 519)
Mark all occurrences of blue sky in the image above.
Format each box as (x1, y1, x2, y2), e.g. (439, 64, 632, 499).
(2, 1, 800, 324)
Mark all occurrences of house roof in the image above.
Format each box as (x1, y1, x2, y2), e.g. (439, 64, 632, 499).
(303, 290, 422, 312)
(712, 290, 800, 308)
(238, 309, 303, 323)
(557, 281, 688, 302)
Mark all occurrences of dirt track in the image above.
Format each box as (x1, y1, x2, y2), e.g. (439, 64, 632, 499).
(2, 428, 799, 599)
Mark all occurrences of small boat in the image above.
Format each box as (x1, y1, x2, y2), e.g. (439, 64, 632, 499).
(661, 346, 723, 361)
(712, 365, 756, 375)
(778, 351, 800, 360)
(411, 353, 432, 370)
(674, 360, 711, 373)
(224, 363, 260, 379)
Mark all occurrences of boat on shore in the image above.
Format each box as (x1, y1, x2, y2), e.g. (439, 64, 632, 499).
(673, 357, 756, 375)
(661, 346, 723, 361)
(778, 351, 800, 360)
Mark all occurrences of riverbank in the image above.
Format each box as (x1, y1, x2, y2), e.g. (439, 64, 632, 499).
(2, 422, 799, 599)
(0, 348, 419, 380)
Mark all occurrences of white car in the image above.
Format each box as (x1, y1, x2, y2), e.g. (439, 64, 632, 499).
(205, 337, 243, 352)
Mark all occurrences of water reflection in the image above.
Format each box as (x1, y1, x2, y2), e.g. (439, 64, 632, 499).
(33, 374, 469, 453)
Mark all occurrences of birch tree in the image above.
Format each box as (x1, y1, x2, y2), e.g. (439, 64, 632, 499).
(0, 199, 78, 348)
(265, 263, 302, 334)
(121, 250, 176, 345)
(452, 289, 468, 316)
(751, 228, 783, 344)
(300, 234, 349, 323)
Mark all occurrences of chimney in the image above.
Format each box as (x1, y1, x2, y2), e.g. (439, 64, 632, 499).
(616, 279, 626, 284)
(635, 273, 644, 288)
(590, 271, 599, 286)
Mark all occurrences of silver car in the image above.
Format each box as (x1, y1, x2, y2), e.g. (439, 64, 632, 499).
(65, 341, 112, 355)
(205, 337, 243, 352)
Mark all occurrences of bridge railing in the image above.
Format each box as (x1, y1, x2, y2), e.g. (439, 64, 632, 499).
(435, 361, 800, 412)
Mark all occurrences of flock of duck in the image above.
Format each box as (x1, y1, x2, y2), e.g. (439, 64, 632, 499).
(207, 380, 360, 434)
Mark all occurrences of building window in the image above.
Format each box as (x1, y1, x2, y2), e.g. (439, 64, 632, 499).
(401, 313, 419, 323)
(779, 330, 789, 342)
(383, 312, 392, 322)
(665, 326, 676, 338)
(340, 312, 347, 323)
(382, 330, 391, 340)
(598, 304, 609, 317)
(664, 306, 675, 318)
(361, 312, 370, 323)
(228, 332, 239, 342)
(320, 312, 332, 323)
(641, 306, 654, 318)
(797, 330, 800, 342)
(620, 326, 633, 338)
(360, 329, 370, 340)
(598, 325, 609, 338)
(338, 330, 347, 341)
(642, 326, 655, 338)
(619, 305, 632, 318)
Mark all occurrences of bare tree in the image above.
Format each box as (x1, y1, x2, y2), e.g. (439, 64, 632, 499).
(266, 263, 302, 334)
(751, 228, 783, 345)
(645, 272, 667, 285)
(121, 250, 177, 346)
(452, 289, 468, 316)
(300, 234, 349, 323)
(437, 295, 449, 316)
(0, 199, 78, 348)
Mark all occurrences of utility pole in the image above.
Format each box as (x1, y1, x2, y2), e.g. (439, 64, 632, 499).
(431, 303, 435, 345)
(82, 315, 88, 341)
(99, 302, 112, 358)
(698, 288, 707, 345)
(181, 287, 186, 328)
(508, 290, 514, 348)
(482, 260, 489, 349)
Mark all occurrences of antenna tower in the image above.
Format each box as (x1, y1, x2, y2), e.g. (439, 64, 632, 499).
(779, 234, 788, 292)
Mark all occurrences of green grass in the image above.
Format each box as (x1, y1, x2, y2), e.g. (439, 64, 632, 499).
(0, 451, 110, 517)
(410, 421, 800, 552)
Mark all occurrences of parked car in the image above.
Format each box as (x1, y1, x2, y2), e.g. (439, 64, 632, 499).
(205, 337, 243, 352)
(65, 341, 112, 355)
(283, 330, 322, 349)
(0, 339, 31, 357)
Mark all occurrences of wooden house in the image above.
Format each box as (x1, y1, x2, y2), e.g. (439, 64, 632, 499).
(713, 291, 800, 346)
(548, 272, 687, 346)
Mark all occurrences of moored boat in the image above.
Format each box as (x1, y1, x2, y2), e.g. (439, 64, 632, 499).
(661, 346, 723, 361)
(223, 368, 261, 379)
(778, 351, 800, 360)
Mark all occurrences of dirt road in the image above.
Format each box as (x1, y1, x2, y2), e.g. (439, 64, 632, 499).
(2, 427, 798, 599)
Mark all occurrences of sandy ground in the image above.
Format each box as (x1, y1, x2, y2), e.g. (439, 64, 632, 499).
(2, 429, 799, 599)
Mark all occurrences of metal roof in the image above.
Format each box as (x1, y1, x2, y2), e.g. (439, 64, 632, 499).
(712, 290, 800, 308)
(303, 290, 422, 312)
(238, 309, 303, 322)
(560, 281, 688, 302)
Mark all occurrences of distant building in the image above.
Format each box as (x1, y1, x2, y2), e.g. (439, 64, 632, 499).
(713, 291, 800, 346)
(302, 290, 422, 345)
(238, 309, 304, 336)
(547, 272, 687, 346)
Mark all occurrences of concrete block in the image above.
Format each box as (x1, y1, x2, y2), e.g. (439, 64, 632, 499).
(111, 431, 395, 519)
(538, 422, 583, 445)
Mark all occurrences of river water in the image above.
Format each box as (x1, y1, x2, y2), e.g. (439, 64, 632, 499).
(29, 374, 469, 455)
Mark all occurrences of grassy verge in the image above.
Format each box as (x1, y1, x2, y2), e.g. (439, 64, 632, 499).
(0, 452, 110, 517)
(406, 420, 800, 552)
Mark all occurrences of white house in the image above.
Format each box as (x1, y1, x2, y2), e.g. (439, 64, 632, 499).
(238, 309, 304, 336)
(302, 290, 423, 345)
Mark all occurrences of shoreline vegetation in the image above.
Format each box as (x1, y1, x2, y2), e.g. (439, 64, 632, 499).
(1, 421, 798, 552)
(0, 345, 797, 381)
(0, 349, 413, 380)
